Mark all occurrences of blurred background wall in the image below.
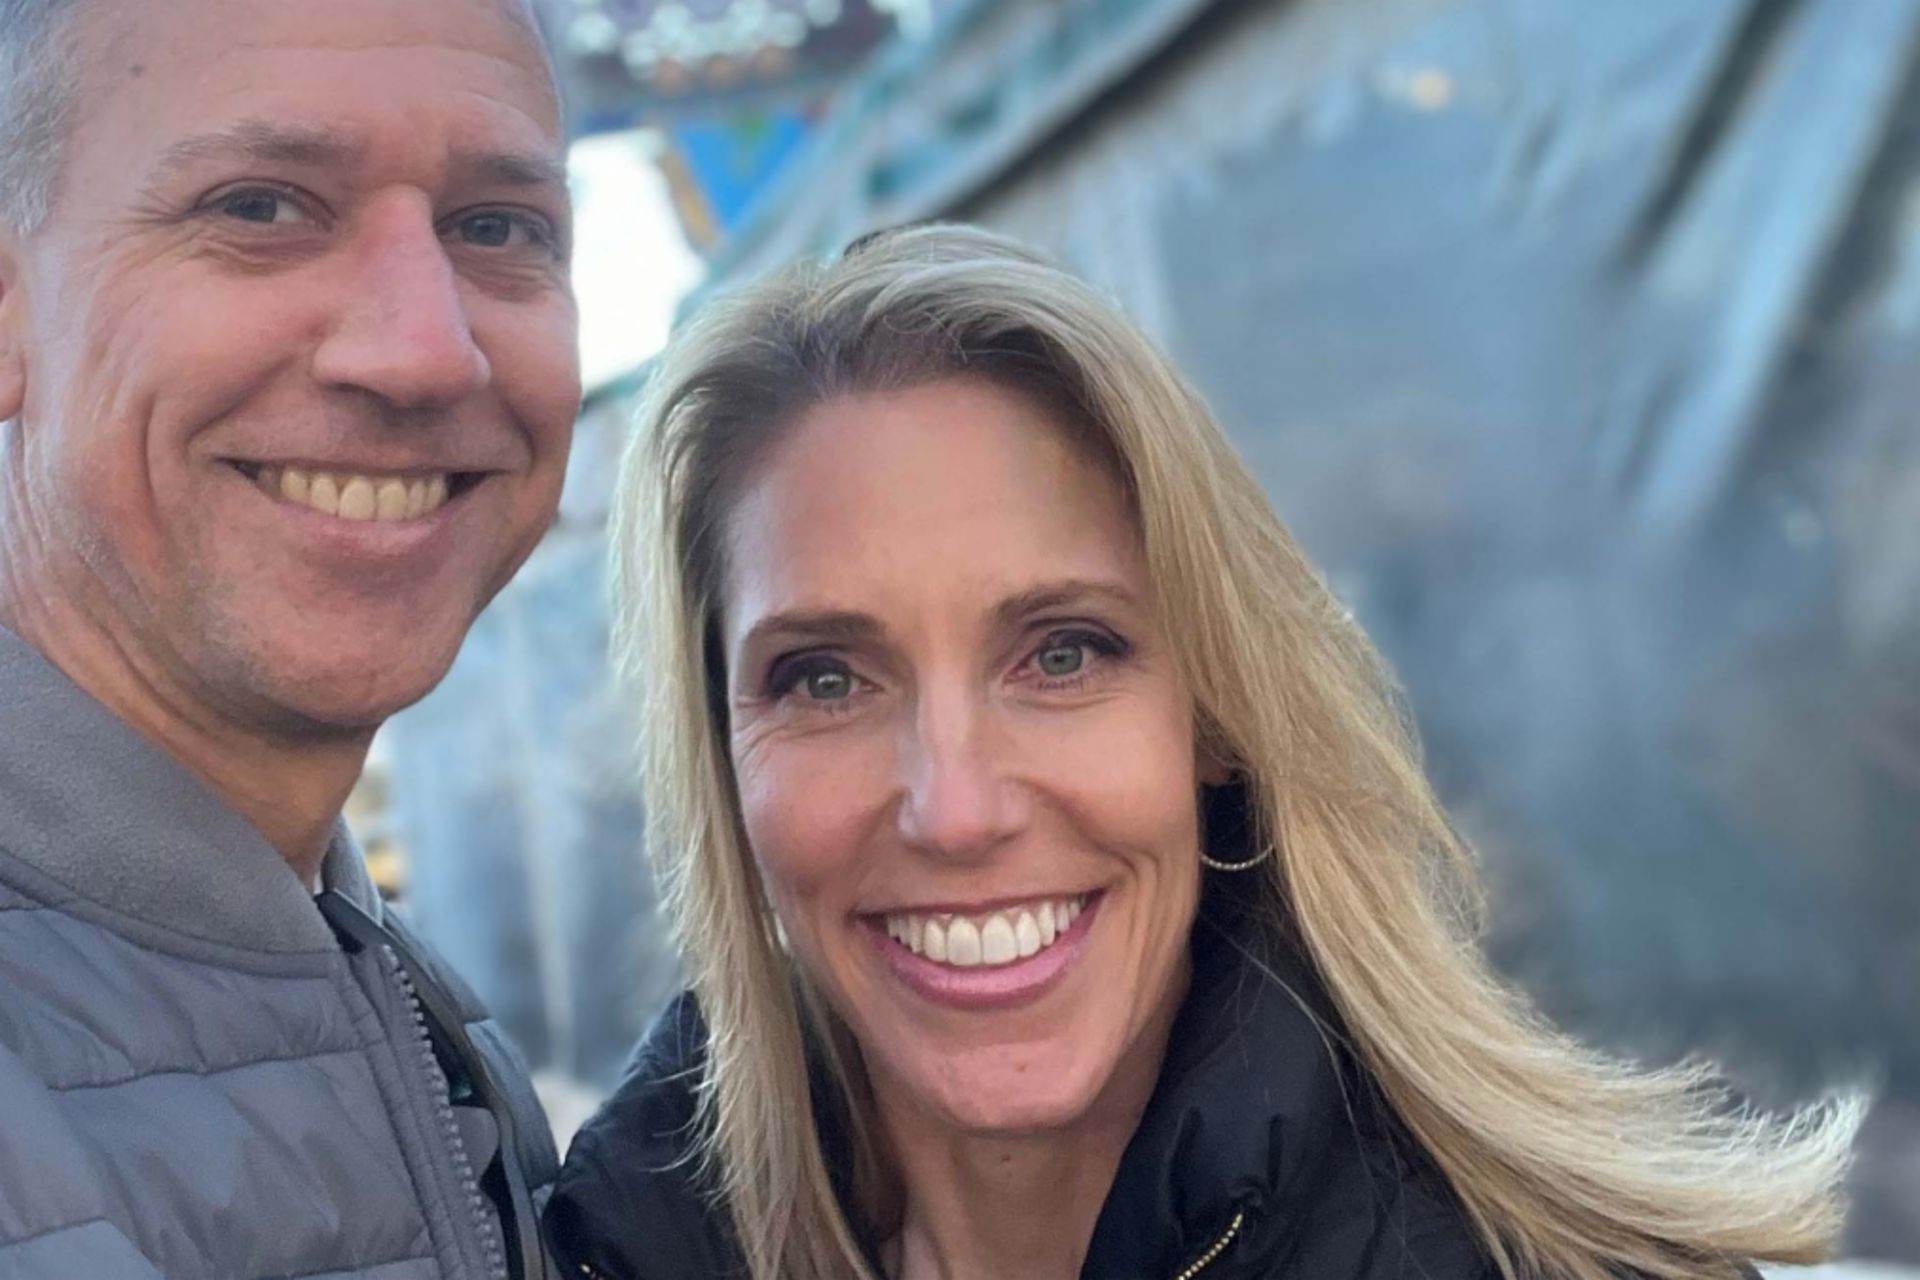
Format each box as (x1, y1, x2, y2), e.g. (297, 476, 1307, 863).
(363, 0, 1917, 1262)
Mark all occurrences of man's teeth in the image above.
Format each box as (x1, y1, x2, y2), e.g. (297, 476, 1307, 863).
(883, 896, 1087, 969)
(253, 465, 450, 522)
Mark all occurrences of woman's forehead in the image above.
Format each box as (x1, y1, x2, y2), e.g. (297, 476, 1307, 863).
(717, 381, 1146, 636)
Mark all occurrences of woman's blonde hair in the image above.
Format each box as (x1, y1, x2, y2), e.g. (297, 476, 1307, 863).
(611, 224, 1863, 1280)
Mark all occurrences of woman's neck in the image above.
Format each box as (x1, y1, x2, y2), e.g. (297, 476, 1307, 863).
(873, 958, 1190, 1280)
(881, 1110, 1133, 1280)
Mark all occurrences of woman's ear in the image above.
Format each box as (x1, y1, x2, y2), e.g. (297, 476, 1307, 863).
(1195, 737, 1235, 787)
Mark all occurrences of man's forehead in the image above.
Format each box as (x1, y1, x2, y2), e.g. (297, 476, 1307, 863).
(149, 119, 568, 192)
(59, 0, 567, 181)
(84, 0, 551, 49)
(74, 0, 561, 116)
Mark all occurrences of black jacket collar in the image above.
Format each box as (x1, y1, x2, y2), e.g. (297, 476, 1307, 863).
(548, 894, 1491, 1280)
(1080, 900, 1356, 1277)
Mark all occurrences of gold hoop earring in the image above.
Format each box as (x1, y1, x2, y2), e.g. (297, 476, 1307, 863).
(1200, 846, 1273, 873)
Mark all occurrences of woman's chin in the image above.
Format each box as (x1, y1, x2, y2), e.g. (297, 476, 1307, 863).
(885, 1042, 1116, 1138)
(932, 1088, 1096, 1138)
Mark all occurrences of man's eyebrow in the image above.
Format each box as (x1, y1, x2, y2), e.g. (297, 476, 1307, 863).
(151, 121, 368, 181)
(455, 147, 568, 192)
(147, 122, 567, 195)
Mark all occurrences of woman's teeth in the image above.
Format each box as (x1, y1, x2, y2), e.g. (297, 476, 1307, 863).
(251, 464, 450, 522)
(883, 896, 1087, 968)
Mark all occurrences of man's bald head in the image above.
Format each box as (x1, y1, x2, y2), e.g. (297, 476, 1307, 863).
(0, 0, 560, 235)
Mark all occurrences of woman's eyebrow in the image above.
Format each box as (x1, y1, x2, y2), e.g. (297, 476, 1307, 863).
(992, 579, 1138, 628)
(737, 581, 1136, 653)
(739, 609, 885, 652)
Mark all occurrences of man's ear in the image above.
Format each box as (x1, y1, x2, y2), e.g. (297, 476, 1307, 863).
(0, 230, 26, 424)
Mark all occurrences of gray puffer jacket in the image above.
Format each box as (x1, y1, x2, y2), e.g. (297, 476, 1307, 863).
(0, 625, 557, 1280)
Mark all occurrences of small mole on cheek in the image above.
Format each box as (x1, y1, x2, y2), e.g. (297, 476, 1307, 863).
(128, 63, 145, 78)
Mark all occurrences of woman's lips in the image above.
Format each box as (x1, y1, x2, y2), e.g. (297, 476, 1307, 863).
(867, 891, 1104, 1010)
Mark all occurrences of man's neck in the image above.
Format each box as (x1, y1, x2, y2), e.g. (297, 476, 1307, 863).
(0, 595, 371, 886)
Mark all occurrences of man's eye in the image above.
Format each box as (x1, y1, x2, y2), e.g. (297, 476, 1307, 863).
(453, 210, 548, 250)
(211, 188, 305, 225)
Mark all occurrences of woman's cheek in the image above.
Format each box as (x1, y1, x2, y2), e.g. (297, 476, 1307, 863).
(1028, 698, 1201, 852)
(736, 726, 894, 898)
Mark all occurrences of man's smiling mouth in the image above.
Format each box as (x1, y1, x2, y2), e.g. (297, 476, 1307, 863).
(228, 461, 485, 522)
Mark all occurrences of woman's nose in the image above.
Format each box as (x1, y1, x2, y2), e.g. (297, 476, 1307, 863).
(893, 686, 1026, 863)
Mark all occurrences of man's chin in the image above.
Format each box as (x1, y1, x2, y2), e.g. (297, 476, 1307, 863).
(229, 649, 459, 738)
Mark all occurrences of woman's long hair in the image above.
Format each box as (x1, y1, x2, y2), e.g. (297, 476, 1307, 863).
(610, 224, 1863, 1280)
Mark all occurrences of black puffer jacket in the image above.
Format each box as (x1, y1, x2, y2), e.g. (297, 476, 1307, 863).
(546, 898, 1496, 1280)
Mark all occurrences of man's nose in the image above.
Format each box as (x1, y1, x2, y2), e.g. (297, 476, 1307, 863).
(311, 196, 491, 410)
(894, 686, 1027, 863)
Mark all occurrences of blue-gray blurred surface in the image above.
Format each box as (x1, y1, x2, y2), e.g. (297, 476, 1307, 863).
(383, 410, 679, 1089)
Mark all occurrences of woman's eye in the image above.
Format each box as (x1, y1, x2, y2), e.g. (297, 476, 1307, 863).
(1025, 627, 1128, 686)
(1036, 642, 1087, 678)
(769, 655, 861, 705)
(802, 668, 855, 701)
(212, 188, 305, 225)
(1027, 628, 1128, 685)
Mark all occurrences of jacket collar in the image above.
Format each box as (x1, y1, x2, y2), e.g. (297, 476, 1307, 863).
(0, 623, 374, 954)
(1080, 893, 1350, 1278)
(557, 894, 1397, 1280)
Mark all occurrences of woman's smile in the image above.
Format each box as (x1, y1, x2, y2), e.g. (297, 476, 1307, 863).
(865, 890, 1102, 1010)
(879, 890, 1090, 964)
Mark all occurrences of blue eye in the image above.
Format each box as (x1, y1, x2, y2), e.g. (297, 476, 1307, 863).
(1037, 642, 1087, 677)
(769, 654, 860, 704)
(454, 209, 549, 249)
(212, 188, 304, 225)
(1027, 627, 1129, 686)
(802, 668, 854, 701)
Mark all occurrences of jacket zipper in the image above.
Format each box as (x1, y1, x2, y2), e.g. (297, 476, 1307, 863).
(380, 943, 511, 1280)
(1172, 1208, 1245, 1280)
